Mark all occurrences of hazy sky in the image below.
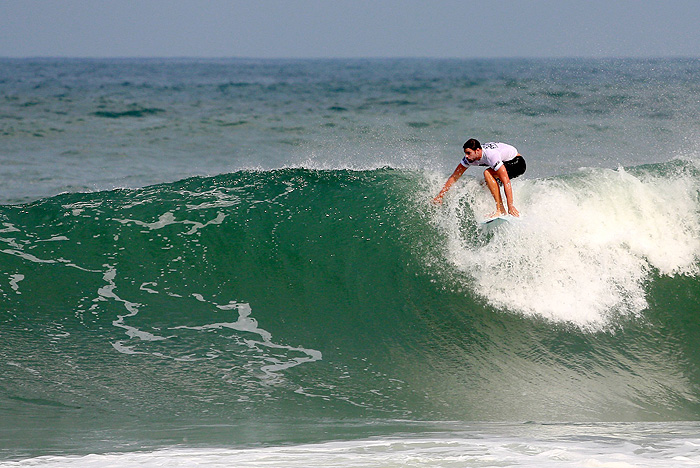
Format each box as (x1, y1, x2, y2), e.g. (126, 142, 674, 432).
(1, 0, 699, 59)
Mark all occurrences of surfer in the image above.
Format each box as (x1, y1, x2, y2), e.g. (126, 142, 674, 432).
(433, 139, 526, 218)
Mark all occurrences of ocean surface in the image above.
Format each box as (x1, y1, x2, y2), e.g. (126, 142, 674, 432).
(1, 58, 700, 466)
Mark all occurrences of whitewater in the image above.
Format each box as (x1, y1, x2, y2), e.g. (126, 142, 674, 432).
(1, 58, 700, 466)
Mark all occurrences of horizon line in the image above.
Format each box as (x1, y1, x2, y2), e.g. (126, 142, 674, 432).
(2, 55, 699, 61)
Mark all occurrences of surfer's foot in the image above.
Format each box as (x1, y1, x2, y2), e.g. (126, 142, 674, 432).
(487, 210, 507, 219)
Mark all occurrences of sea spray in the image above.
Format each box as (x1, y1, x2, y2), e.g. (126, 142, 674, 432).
(435, 160, 700, 326)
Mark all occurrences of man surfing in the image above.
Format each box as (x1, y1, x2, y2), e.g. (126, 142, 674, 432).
(433, 139, 526, 218)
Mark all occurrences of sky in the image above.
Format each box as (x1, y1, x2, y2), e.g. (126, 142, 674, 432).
(1, 0, 699, 59)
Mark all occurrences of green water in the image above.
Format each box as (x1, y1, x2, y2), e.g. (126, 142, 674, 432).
(1, 164, 700, 459)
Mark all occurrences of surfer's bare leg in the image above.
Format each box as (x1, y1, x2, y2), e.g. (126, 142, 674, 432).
(484, 169, 506, 217)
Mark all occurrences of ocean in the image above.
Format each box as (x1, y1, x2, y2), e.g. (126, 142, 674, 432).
(1, 58, 699, 467)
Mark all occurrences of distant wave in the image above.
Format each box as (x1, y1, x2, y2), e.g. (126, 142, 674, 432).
(92, 107, 165, 118)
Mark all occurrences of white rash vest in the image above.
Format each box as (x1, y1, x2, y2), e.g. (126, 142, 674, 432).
(460, 142, 519, 171)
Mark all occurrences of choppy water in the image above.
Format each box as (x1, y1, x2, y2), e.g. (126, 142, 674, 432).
(2, 58, 699, 203)
(1, 58, 699, 465)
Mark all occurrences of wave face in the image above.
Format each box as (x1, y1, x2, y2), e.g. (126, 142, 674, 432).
(2, 162, 700, 449)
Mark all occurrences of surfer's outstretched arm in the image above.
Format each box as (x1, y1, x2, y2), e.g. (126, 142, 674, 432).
(433, 164, 467, 204)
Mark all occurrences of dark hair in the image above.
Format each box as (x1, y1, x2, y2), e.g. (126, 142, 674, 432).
(463, 139, 481, 151)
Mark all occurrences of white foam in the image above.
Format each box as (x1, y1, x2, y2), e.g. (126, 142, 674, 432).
(434, 165, 700, 326)
(112, 211, 227, 235)
(95, 266, 169, 354)
(171, 299, 322, 378)
(3, 426, 699, 468)
(8, 274, 24, 294)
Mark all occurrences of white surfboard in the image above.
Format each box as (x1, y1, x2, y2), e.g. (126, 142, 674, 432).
(480, 214, 519, 226)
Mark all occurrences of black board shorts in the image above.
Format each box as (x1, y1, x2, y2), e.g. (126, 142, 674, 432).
(503, 155, 526, 179)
